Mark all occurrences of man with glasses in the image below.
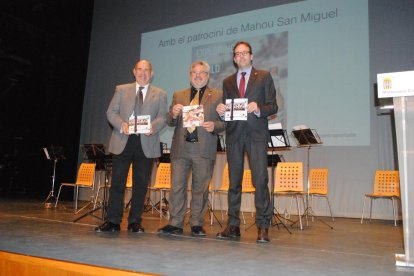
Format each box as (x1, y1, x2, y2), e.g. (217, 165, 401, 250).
(158, 60, 224, 236)
(216, 41, 278, 243)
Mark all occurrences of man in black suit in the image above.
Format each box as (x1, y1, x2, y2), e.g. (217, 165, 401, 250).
(216, 41, 278, 243)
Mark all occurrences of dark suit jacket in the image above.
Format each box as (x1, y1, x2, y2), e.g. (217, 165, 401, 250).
(167, 86, 225, 161)
(106, 82, 167, 157)
(223, 67, 278, 144)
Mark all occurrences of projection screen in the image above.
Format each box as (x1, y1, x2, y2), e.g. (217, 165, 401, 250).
(141, 0, 369, 147)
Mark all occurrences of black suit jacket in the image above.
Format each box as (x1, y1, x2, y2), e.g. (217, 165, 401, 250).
(223, 67, 278, 144)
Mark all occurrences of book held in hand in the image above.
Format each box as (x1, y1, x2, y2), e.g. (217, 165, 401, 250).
(225, 98, 248, 121)
(182, 105, 204, 128)
(128, 115, 151, 134)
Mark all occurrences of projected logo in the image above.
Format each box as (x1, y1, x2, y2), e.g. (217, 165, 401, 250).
(191, 32, 288, 126)
(383, 77, 392, 90)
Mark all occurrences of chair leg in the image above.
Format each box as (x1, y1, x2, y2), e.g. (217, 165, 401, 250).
(210, 192, 214, 226)
(151, 189, 155, 214)
(93, 186, 101, 209)
(361, 196, 367, 224)
(146, 188, 155, 214)
(75, 186, 79, 210)
(392, 197, 397, 227)
(250, 193, 254, 217)
(55, 186, 63, 208)
(309, 195, 314, 222)
(289, 196, 294, 219)
(325, 196, 334, 221)
(219, 194, 224, 221)
(160, 190, 164, 219)
(295, 195, 303, 230)
(369, 198, 373, 222)
(165, 190, 170, 219)
(241, 211, 246, 225)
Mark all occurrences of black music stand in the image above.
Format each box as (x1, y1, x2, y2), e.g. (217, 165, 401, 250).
(42, 145, 65, 207)
(73, 144, 109, 222)
(81, 144, 106, 170)
(291, 128, 333, 229)
(267, 129, 294, 234)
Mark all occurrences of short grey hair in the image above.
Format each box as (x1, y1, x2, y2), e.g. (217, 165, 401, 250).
(190, 60, 210, 73)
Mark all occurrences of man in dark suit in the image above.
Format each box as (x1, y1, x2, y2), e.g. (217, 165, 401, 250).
(216, 41, 278, 243)
(95, 59, 167, 233)
(158, 60, 224, 236)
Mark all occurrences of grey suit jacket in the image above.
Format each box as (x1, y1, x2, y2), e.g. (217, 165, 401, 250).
(167, 86, 225, 161)
(222, 67, 278, 144)
(107, 82, 167, 158)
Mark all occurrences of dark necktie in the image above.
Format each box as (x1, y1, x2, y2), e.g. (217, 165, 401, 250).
(134, 86, 144, 116)
(134, 86, 144, 133)
(239, 72, 246, 98)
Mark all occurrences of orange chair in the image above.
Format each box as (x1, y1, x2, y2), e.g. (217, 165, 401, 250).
(274, 162, 305, 230)
(125, 165, 133, 189)
(241, 169, 255, 224)
(361, 170, 400, 226)
(210, 163, 230, 222)
(207, 181, 219, 225)
(55, 163, 96, 210)
(149, 163, 171, 219)
(307, 168, 334, 221)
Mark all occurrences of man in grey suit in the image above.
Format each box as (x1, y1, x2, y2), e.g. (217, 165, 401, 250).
(158, 60, 224, 236)
(216, 41, 278, 243)
(95, 59, 167, 233)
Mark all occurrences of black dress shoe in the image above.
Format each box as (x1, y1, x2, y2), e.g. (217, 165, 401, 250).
(128, 223, 145, 233)
(257, 227, 270, 243)
(191, 226, 206, 236)
(95, 221, 120, 232)
(216, 225, 241, 240)
(157, 224, 183, 235)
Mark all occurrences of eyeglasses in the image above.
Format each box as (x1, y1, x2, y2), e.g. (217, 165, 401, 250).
(191, 71, 209, 76)
(234, 51, 251, 57)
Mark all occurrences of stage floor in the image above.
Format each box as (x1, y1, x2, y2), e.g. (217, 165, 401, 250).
(0, 198, 412, 275)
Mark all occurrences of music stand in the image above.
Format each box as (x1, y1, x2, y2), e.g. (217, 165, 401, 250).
(43, 145, 65, 207)
(81, 144, 106, 170)
(267, 129, 294, 234)
(73, 144, 109, 222)
(291, 128, 333, 229)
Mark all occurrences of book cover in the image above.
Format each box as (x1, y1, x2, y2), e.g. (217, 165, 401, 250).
(225, 98, 247, 121)
(128, 115, 151, 134)
(182, 105, 204, 128)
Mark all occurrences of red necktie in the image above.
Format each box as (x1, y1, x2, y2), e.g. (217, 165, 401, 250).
(239, 72, 246, 98)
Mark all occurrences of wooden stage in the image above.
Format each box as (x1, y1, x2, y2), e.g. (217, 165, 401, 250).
(0, 198, 411, 276)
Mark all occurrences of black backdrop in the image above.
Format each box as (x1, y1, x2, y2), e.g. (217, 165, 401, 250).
(0, 1, 94, 199)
